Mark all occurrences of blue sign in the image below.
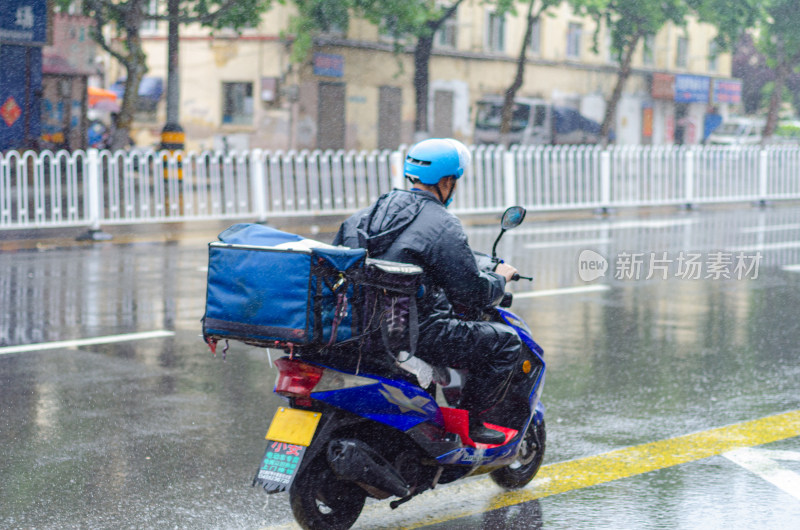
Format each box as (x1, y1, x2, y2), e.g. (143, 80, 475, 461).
(0, 45, 42, 150)
(674, 75, 709, 103)
(713, 79, 742, 104)
(0, 0, 49, 46)
(313, 53, 344, 78)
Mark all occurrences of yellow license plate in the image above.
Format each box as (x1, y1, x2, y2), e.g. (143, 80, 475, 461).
(265, 407, 321, 447)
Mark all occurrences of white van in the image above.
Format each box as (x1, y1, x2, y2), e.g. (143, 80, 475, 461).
(706, 117, 764, 146)
(473, 96, 604, 145)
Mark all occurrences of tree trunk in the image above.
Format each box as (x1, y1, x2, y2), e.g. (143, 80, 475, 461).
(412, 0, 465, 141)
(763, 63, 788, 141)
(111, 0, 148, 151)
(600, 33, 642, 148)
(165, 0, 181, 126)
(500, 0, 538, 145)
(413, 33, 434, 141)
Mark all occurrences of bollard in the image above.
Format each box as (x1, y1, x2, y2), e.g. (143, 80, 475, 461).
(161, 123, 185, 215)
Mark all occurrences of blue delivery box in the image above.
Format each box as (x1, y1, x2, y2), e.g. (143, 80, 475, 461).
(203, 224, 366, 347)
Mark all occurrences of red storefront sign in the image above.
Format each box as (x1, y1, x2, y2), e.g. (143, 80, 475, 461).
(652, 73, 675, 100)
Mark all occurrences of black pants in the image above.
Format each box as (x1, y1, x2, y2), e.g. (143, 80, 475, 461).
(416, 318, 521, 415)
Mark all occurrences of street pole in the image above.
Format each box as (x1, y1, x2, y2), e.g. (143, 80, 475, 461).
(161, 0, 184, 151)
(161, 0, 184, 216)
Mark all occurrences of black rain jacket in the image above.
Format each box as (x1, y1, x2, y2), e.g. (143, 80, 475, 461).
(332, 189, 506, 325)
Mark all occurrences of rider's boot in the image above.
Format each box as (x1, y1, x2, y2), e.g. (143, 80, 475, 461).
(468, 416, 506, 445)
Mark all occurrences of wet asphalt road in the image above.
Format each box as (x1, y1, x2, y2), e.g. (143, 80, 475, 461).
(1, 205, 800, 529)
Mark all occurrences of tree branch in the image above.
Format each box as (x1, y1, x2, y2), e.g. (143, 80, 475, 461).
(428, 0, 467, 33)
(146, 0, 242, 25)
(86, 6, 129, 67)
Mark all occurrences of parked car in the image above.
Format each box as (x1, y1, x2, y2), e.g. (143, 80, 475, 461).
(706, 117, 764, 146)
(474, 96, 607, 145)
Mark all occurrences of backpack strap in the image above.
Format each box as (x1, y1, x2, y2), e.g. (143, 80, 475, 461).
(407, 296, 418, 356)
(378, 292, 419, 357)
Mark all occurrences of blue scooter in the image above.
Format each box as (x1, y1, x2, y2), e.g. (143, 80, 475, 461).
(254, 206, 546, 530)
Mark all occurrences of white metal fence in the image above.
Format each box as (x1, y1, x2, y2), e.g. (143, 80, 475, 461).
(2, 145, 800, 232)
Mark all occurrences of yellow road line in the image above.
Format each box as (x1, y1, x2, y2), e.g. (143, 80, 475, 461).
(267, 410, 800, 529)
(403, 409, 800, 528)
(485, 409, 800, 512)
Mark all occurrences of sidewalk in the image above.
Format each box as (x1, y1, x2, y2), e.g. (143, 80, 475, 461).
(0, 215, 348, 252)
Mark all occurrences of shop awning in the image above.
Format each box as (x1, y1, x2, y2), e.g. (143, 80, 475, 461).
(88, 86, 120, 112)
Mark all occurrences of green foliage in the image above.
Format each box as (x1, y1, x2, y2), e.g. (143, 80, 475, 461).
(761, 0, 800, 67)
(55, 0, 272, 145)
(689, 0, 761, 49)
(56, 0, 273, 38)
(572, 0, 689, 62)
(692, 0, 800, 128)
(285, 0, 469, 62)
(200, 0, 273, 30)
(775, 122, 800, 139)
(760, 81, 793, 109)
(692, 0, 800, 66)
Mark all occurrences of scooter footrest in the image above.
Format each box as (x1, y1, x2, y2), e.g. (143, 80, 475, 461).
(440, 407, 518, 448)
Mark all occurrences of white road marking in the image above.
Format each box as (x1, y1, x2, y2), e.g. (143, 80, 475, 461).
(741, 223, 800, 234)
(0, 330, 176, 356)
(730, 241, 800, 252)
(782, 264, 800, 272)
(524, 238, 611, 249)
(514, 284, 610, 298)
(723, 448, 800, 501)
(472, 218, 696, 236)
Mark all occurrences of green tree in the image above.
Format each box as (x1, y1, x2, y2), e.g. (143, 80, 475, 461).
(499, 0, 563, 143)
(59, 0, 271, 150)
(402, 0, 467, 139)
(288, 0, 468, 140)
(573, 0, 690, 145)
(693, 0, 800, 140)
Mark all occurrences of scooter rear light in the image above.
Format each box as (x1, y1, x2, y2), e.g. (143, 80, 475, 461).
(274, 358, 324, 399)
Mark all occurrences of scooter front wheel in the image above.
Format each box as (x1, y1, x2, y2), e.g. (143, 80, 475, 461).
(290, 454, 367, 530)
(490, 418, 546, 489)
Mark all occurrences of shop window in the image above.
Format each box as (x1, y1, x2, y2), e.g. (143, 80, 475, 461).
(222, 82, 254, 125)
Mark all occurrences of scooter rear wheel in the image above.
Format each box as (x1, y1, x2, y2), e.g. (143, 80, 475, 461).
(290, 454, 367, 530)
(490, 418, 546, 489)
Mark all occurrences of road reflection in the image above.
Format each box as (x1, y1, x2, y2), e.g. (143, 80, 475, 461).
(1, 207, 800, 528)
(0, 244, 184, 348)
(478, 498, 543, 529)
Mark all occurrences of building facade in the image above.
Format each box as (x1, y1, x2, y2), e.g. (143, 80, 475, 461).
(113, 1, 740, 151)
(0, 0, 50, 151)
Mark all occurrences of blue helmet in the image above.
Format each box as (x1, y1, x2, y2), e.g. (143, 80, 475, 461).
(404, 138, 470, 185)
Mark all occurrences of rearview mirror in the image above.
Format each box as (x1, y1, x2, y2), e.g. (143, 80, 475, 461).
(492, 206, 527, 259)
(501, 206, 526, 231)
